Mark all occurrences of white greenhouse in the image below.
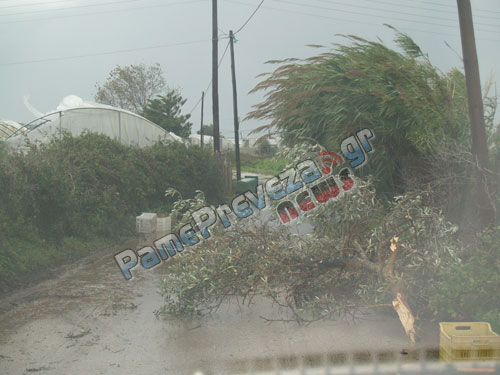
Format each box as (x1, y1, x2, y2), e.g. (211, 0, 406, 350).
(4, 97, 181, 148)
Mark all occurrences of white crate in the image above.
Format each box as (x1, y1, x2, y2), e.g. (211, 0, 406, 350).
(156, 216, 171, 233)
(136, 213, 157, 233)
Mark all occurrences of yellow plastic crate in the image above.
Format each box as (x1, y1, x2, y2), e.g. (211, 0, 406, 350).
(440, 322, 500, 362)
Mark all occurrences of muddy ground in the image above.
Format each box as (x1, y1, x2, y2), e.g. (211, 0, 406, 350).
(0, 232, 439, 375)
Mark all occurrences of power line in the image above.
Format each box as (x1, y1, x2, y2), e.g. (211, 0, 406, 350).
(310, 0, 500, 28)
(0, 0, 77, 10)
(0, 0, 148, 17)
(269, 0, 500, 35)
(0, 39, 210, 66)
(1, 0, 207, 25)
(368, 0, 500, 21)
(190, 0, 266, 127)
(409, 0, 500, 15)
(189, 39, 231, 115)
(234, 0, 265, 34)
(226, 0, 500, 42)
(218, 26, 229, 36)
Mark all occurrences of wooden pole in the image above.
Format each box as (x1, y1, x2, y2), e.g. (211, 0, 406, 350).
(212, 0, 220, 153)
(200, 91, 204, 149)
(456, 0, 495, 225)
(229, 30, 242, 181)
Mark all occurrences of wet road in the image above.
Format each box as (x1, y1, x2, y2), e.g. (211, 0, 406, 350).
(0, 233, 438, 375)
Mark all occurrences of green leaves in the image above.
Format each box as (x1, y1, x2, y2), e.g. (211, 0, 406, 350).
(246, 30, 472, 197)
(386, 25, 425, 60)
(158, 177, 465, 324)
(142, 89, 192, 138)
(0, 132, 222, 241)
(429, 230, 500, 332)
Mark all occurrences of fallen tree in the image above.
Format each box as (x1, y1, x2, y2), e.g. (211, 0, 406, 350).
(157, 158, 462, 343)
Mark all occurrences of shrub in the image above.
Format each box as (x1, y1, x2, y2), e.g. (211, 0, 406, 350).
(0, 132, 223, 287)
(429, 227, 500, 332)
(257, 139, 276, 156)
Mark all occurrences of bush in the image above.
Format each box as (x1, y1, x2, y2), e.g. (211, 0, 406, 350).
(428, 227, 500, 332)
(257, 139, 277, 156)
(0, 132, 223, 287)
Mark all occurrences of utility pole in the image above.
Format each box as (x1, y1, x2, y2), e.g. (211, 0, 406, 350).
(456, 0, 495, 225)
(229, 30, 242, 180)
(212, 0, 220, 153)
(200, 91, 204, 149)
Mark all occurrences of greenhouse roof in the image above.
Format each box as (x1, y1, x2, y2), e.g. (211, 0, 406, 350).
(5, 96, 182, 148)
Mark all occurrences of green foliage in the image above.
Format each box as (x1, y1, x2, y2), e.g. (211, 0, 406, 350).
(257, 138, 277, 156)
(158, 174, 461, 323)
(157, 140, 499, 332)
(0, 235, 112, 292)
(483, 80, 500, 173)
(0, 132, 223, 287)
(429, 227, 500, 332)
(164, 189, 209, 231)
(197, 124, 214, 137)
(246, 29, 472, 195)
(240, 157, 287, 175)
(142, 89, 192, 138)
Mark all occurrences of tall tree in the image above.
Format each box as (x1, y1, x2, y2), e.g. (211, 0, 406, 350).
(142, 90, 192, 138)
(246, 29, 473, 196)
(95, 63, 166, 114)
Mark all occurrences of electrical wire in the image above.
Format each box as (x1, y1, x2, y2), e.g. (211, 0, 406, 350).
(226, 0, 500, 42)
(407, 0, 500, 15)
(269, 0, 500, 35)
(0, 0, 207, 25)
(188, 39, 231, 115)
(188, 0, 266, 118)
(0, 0, 147, 17)
(0, 39, 210, 66)
(234, 0, 265, 34)
(0, 0, 77, 10)
(218, 26, 229, 36)
(368, 0, 500, 21)
(310, 0, 500, 27)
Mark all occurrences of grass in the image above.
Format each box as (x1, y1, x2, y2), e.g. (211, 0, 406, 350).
(240, 158, 287, 175)
(230, 153, 287, 176)
(0, 234, 117, 291)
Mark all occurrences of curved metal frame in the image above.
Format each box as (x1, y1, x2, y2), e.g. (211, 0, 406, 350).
(0, 121, 24, 139)
(5, 107, 173, 141)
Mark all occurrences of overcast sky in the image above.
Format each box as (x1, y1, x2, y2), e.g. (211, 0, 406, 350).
(1, 0, 499, 138)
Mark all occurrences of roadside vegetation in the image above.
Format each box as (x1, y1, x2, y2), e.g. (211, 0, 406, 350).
(242, 157, 286, 176)
(158, 30, 500, 340)
(229, 152, 286, 176)
(0, 133, 222, 290)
